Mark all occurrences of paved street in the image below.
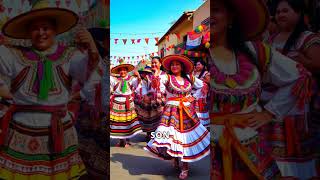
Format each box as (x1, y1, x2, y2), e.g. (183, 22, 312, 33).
(110, 133, 210, 180)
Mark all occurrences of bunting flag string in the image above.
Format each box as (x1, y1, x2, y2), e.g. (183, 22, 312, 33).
(110, 24, 209, 45)
(110, 43, 208, 64)
(111, 37, 161, 45)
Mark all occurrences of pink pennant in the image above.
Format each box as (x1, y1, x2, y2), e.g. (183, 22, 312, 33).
(131, 39, 135, 44)
(114, 39, 119, 44)
(137, 39, 141, 43)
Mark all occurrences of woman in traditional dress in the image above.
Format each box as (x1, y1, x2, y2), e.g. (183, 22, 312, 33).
(144, 55, 210, 180)
(210, 0, 312, 179)
(110, 62, 142, 147)
(0, 1, 100, 179)
(262, 0, 320, 178)
(192, 59, 210, 127)
(134, 64, 154, 136)
(142, 56, 167, 140)
(193, 59, 210, 83)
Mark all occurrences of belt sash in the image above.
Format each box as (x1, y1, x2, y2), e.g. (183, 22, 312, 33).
(110, 94, 133, 110)
(0, 104, 67, 153)
(167, 97, 198, 131)
(210, 113, 264, 180)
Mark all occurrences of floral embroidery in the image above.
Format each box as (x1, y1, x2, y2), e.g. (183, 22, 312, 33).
(210, 52, 254, 88)
(166, 75, 192, 95)
(28, 138, 40, 152)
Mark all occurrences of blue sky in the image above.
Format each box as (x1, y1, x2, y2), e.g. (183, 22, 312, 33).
(110, 0, 205, 65)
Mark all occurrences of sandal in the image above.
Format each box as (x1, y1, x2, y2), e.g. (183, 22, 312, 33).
(124, 142, 132, 148)
(178, 169, 189, 180)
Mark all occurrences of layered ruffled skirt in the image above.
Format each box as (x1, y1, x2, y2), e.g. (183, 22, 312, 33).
(110, 95, 142, 139)
(135, 92, 165, 133)
(194, 98, 210, 127)
(0, 116, 86, 180)
(144, 103, 210, 162)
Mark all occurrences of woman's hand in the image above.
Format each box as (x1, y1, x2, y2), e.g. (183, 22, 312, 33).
(202, 72, 211, 84)
(212, 110, 274, 130)
(75, 28, 98, 53)
(133, 71, 140, 77)
(247, 110, 274, 130)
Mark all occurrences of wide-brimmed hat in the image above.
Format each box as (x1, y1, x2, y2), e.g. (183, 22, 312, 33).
(162, 55, 194, 74)
(2, 0, 78, 39)
(220, 0, 269, 40)
(111, 63, 135, 74)
(138, 65, 153, 74)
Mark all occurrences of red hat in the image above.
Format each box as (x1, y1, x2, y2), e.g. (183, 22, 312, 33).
(222, 0, 270, 40)
(162, 55, 194, 74)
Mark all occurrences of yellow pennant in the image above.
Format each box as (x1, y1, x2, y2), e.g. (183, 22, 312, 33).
(225, 78, 237, 89)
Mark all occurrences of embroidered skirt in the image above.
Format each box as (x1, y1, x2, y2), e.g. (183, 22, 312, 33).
(110, 95, 142, 139)
(135, 92, 164, 133)
(194, 98, 210, 127)
(144, 103, 210, 162)
(0, 117, 85, 180)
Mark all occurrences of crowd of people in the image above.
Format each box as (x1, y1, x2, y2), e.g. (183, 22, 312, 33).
(110, 0, 320, 179)
(0, 1, 107, 179)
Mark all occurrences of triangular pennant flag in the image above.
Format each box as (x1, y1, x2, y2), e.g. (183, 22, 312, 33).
(175, 33, 181, 40)
(132, 56, 134, 59)
(145, 38, 149, 44)
(56, 0, 61, 7)
(155, 37, 159, 43)
(8, 8, 12, 14)
(128, 57, 130, 60)
(137, 39, 141, 43)
(114, 39, 119, 44)
(122, 39, 127, 45)
(76, 0, 81, 7)
(165, 35, 170, 42)
(137, 56, 139, 59)
(65, 0, 71, 7)
(131, 39, 135, 44)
